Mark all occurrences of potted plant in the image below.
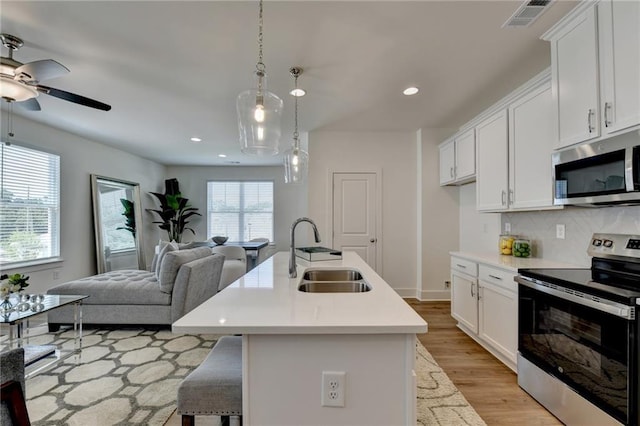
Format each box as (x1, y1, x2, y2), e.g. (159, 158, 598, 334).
(148, 179, 201, 243)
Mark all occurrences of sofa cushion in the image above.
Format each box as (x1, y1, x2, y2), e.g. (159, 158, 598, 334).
(155, 240, 179, 279)
(158, 247, 212, 294)
(47, 270, 170, 305)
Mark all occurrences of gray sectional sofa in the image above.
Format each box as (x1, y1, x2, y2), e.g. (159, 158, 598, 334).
(47, 247, 225, 330)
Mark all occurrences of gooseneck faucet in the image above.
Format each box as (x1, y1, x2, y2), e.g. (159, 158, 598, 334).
(289, 217, 321, 278)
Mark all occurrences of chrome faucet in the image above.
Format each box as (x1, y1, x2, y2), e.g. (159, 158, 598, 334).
(289, 217, 321, 278)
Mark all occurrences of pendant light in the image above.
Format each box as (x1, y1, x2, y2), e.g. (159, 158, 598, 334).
(236, 0, 283, 156)
(283, 67, 309, 184)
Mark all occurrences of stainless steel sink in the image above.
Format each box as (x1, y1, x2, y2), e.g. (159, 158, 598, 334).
(302, 269, 363, 281)
(298, 281, 371, 293)
(298, 268, 370, 293)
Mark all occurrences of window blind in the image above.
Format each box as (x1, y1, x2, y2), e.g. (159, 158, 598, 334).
(0, 142, 60, 266)
(207, 181, 274, 242)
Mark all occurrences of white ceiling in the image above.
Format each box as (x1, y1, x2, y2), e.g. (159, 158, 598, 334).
(0, 1, 577, 166)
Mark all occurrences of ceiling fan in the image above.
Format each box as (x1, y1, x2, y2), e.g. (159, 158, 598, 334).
(0, 33, 111, 111)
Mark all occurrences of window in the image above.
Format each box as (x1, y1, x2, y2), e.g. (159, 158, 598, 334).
(207, 181, 274, 242)
(0, 142, 60, 267)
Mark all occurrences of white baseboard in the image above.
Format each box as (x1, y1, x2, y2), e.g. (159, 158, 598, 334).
(418, 290, 451, 301)
(395, 288, 419, 298)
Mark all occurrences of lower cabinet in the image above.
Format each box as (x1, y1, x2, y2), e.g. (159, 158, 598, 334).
(450, 256, 518, 372)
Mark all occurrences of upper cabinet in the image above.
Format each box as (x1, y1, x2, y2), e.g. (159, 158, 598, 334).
(476, 76, 558, 212)
(597, 0, 640, 135)
(476, 110, 509, 211)
(438, 128, 476, 186)
(543, 0, 640, 149)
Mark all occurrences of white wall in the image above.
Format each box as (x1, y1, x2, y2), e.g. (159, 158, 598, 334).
(2, 114, 166, 293)
(165, 165, 308, 252)
(459, 182, 501, 252)
(420, 128, 460, 300)
(308, 131, 417, 294)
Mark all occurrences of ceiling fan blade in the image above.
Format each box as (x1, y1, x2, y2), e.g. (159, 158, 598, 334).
(36, 85, 111, 111)
(19, 98, 41, 111)
(15, 59, 69, 83)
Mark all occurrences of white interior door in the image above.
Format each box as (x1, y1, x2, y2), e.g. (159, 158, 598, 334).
(332, 172, 378, 270)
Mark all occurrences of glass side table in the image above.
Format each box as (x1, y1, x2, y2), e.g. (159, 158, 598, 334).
(0, 294, 88, 377)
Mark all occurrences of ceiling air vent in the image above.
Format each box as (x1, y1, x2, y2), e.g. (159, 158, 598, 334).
(502, 0, 554, 28)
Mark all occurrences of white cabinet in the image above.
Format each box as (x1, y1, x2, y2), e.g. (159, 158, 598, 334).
(508, 82, 556, 210)
(543, 0, 640, 149)
(450, 256, 517, 372)
(598, 0, 640, 135)
(476, 110, 509, 211)
(438, 128, 476, 186)
(478, 265, 517, 366)
(439, 138, 456, 185)
(476, 78, 558, 212)
(454, 129, 476, 182)
(451, 257, 478, 334)
(547, 6, 600, 148)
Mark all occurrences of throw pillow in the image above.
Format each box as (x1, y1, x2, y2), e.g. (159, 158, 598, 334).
(158, 247, 212, 293)
(155, 240, 179, 279)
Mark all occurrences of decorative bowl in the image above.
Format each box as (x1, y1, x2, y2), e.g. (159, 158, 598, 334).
(212, 236, 228, 245)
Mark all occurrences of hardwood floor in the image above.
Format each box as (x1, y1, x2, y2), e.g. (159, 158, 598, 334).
(408, 299, 561, 425)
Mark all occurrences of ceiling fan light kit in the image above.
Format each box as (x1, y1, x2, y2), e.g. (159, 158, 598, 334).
(0, 33, 111, 111)
(283, 66, 309, 184)
(236, 0, 283, 156)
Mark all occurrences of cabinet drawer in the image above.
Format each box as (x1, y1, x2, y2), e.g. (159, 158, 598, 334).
(479, 264, 516, 292)
(451, 257, 477, 277)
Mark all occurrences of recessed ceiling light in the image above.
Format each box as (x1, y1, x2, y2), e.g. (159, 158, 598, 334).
(218, 154, 227, 158)
(190, 137, 202, 142)
(403, 87, 419, 96)
(290, 88, 306, 97)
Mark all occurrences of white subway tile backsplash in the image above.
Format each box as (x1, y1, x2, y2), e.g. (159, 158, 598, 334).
(503, 206, 640, 266)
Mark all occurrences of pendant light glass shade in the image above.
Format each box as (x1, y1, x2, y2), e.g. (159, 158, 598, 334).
(237, 70, 283, 155)
(284, 67, 308, 184)
(237, 0, 283, 156)
(284, 144, 309, 184)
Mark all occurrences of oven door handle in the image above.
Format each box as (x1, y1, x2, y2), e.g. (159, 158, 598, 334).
(516, 276, 635, 320)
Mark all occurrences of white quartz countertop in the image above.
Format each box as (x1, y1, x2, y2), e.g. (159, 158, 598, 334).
(172, 252, 428, 335)
(450, 251, 582, 273)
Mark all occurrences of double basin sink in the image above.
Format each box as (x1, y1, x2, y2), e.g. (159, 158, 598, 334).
(297, 268, 371, 293)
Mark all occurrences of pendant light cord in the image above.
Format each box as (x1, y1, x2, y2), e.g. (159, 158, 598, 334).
(293, 74, 299, 147)
(256, 0, 265, 75)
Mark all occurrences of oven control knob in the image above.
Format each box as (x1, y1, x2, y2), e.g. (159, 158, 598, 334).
(557, 366, 564, 374)
(593, 239, 602, 246)
(603, 240, 613, 248)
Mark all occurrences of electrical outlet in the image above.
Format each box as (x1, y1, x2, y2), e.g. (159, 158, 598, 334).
(53, 270, 60, 280)
(504, 222, 511, 233)
(321, 371, 345, 407)
(556, 224, 566, 239)
(444, 280, 451, 289)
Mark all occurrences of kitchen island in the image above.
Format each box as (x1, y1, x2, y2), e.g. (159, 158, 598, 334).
(173, 251, 427, 426)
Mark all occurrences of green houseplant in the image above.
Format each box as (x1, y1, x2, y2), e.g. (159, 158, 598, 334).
(148, 179, 200, 243)
(116, 198, 136, 237)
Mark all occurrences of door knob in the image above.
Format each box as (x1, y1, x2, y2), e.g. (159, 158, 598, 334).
(370, 238, 377, 243)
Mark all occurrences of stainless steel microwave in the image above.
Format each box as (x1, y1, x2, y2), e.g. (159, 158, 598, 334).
(552, 136, 640, 206)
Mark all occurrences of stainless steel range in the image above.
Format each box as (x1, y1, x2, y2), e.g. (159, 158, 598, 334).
(516, 233, 640, 426)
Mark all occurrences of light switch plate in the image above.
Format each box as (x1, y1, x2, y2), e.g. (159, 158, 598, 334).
(556, 224, 565, 239)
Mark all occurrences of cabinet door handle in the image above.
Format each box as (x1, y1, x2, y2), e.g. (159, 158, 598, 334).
(478, 287, 482, 300)
(456, 264, 467, 269)
(509, 189, 514, 205)
(470, 282, 475, 298)
(604, 102, 611, 128)
(488, 274, 503, 281)
(501, 190, 506, 206)
(450, 167, 454, 178)
(587, 109, 594, 133)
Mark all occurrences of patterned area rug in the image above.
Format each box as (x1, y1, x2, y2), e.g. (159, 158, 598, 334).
(416, 342, 487, 425)
(22, 328, 485, 425)
(24, 328, 218, 425)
